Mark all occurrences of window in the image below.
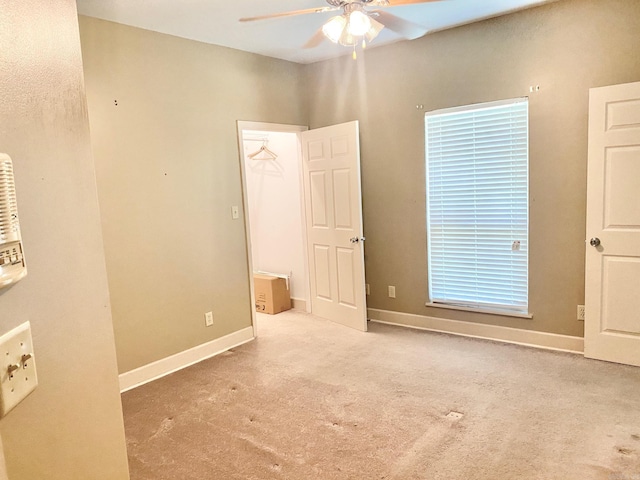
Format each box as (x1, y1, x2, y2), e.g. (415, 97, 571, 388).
(425, 98, 529, 314)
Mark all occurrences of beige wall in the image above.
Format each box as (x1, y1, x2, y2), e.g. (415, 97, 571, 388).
(79, 17, 307, 373)
(305, 0, 640, 336)
(0, 1, 129, 479)
(0, 436, 7, 480)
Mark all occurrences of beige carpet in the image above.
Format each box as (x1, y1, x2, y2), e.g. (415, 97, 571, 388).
(122, 310, 640, 479)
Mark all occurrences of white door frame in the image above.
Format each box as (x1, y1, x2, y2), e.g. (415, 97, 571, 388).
(236, 121, 310, 337)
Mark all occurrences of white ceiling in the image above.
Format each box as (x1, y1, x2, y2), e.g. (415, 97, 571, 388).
(76, 0, 557, 64)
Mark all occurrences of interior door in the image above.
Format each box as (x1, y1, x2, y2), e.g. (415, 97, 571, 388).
(585, 81, 640, 367)
(301, 121, 367, 331)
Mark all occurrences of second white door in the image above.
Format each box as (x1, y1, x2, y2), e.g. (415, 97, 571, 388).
(301, 121, 367, 331)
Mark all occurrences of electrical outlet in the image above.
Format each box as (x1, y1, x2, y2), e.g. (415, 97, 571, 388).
(0, 322, 38, 417)
(205, 311, 214, 327)
(388, 286, 396, 298)
(577, 305, 585, 321)
(365, 284, 370, 295)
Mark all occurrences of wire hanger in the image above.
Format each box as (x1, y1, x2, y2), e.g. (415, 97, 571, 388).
(248, 140, 277, 160)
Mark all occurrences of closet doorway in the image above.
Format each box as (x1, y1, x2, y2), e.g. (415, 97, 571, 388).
(237, 122, 310, 334)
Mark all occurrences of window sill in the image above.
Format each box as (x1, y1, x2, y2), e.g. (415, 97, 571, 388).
(425, 302, 533, 319)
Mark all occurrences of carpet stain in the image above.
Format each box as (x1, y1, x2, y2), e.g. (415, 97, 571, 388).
(616, 447, 633, 456)
(390, 420, 460, 478)
(632, 434, 640, 441)
(149, 417, 175, 440)
(236, 433, 289, 472)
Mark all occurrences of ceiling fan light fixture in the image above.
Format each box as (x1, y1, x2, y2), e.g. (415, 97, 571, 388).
(347, 10, 371, 37)
(322, 15, 346, 43)
(320, 4, 387, 54)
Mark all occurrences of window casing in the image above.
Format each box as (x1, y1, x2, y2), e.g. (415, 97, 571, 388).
(425, 98, 529, 314)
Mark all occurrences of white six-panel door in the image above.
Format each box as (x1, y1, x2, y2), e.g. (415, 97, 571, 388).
(585, 81, 640, 367)
(301, 121, 367, 331)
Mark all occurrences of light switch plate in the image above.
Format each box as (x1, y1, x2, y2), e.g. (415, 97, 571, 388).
(0, 322, 37, 417)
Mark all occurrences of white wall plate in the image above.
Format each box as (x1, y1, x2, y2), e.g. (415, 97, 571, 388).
(0, 321, 38, 417)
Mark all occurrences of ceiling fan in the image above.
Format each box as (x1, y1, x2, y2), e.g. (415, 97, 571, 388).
(240, 0, 444, 58)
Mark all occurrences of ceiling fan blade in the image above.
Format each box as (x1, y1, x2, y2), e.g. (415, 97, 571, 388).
(372, 10, 428, 39)
(240, 6, 339, 23)
(303, 29, 326, 49)
(385, 0, 444, 5)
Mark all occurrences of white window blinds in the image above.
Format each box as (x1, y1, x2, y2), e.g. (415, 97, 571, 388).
(425, 98, 529, 313)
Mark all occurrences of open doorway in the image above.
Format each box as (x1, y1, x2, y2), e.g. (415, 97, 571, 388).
(238, 120, 368, 335)
(237, 122, 310, 333)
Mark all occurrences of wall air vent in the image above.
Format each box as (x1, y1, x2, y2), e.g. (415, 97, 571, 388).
(0, 153, 27, 289)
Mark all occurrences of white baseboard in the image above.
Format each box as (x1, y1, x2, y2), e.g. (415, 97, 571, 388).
(119, 326, 255, 393)
(291, 298, 307, 311)
(368, 308, 584, 354)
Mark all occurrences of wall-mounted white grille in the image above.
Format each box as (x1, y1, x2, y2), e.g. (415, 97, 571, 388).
(0, 153, 27, 288)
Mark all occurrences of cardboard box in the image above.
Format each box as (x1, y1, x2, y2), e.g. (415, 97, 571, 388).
(254, 274, 291, 315)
